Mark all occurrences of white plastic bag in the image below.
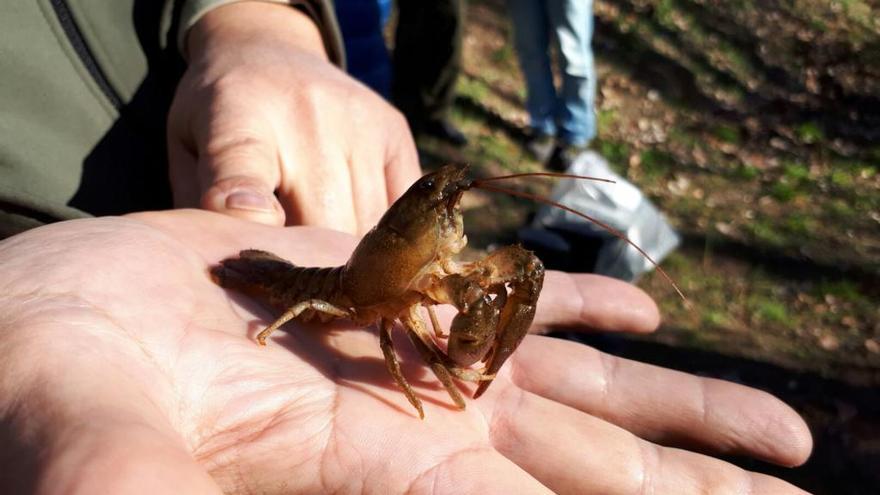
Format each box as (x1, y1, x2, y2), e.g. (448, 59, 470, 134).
(529, 151, 680, 281)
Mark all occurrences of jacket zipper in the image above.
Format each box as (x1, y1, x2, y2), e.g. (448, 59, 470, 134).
(48, 0, 123, 110)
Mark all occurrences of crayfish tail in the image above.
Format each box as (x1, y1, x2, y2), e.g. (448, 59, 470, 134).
(211, 250, 290, 287)
(211, 250, 346, 314)
(210, 249, 301, 302)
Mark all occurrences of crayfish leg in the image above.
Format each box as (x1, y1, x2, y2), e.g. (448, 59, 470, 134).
(426, 305, 447, 338)
(256, 299, 351, 345)
(379, 318, 424, 419)
(447, 367, 495, 382)
(402, 310, 467, 411)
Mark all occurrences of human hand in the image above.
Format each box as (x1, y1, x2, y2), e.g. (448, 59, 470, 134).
(0, 210, 811, 493)
(167, 2, 420, 235)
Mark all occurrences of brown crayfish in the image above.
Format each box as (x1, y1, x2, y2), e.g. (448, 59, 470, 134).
(211, 165, 681, 418)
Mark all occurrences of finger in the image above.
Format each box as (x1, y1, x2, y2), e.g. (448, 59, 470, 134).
(194, 108, 286, 226)
(509, 336, 813, 467)
(268, 91, 359, 234)
(346, 112, 392, 235)
(487, 387, 809, 495)
(408, 448, 552, 494)
(349, 159, 388, 235)
(532, 271, 660, 334)
(345, 89, 419, 235)
(382, 109, 422, 204)
(275, 149, 359, 234)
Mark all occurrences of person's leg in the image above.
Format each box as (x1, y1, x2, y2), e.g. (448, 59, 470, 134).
(334, 0, 393, 98)
(547, 0, 596, 147)
(392, 0, 464, 129)
(506, 0, 557, 138)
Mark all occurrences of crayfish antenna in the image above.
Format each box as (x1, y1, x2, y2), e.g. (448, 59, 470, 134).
(472, 176, 689, 305)
(475, 171, 617, 184)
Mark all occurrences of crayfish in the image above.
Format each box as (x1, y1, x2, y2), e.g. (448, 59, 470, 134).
(212, 165, 682, 418)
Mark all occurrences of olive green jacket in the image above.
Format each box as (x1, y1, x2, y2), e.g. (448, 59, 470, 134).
(0, 0, 343, 238)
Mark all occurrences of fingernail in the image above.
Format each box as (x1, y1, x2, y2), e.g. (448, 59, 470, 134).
(225, 190, 275, 212)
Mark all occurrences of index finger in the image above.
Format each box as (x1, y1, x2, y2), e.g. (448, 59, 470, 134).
(277, 152, 360, 235)
(382, 112, 422, 204)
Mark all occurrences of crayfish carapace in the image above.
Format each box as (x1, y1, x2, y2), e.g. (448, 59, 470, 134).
(212, 164, 683, 418)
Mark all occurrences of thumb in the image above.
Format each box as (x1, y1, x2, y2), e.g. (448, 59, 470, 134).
(33, 420, 223, 494)
(198, 133, 286, 227)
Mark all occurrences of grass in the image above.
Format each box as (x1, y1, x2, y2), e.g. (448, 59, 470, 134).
(751, 298, 792, 326)
(735, 164, 760, 180)
(770, 181, 798, 202)
(783, 162, 811, 181)
(638, 149, 675, 180)
(797, 122, 825, 145)
(713, 124, 741, 144)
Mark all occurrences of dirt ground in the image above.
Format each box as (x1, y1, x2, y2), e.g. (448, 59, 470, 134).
(414, 0, 880, 492)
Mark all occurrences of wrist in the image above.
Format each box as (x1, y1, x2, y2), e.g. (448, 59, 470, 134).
(187, 1, 327, 63)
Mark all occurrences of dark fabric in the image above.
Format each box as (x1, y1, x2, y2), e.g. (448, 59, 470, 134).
(334, 0, 392, 97)
(0, 0, 344, 240)
(391, 0, 464, 125)
(0, 1, 184, 240)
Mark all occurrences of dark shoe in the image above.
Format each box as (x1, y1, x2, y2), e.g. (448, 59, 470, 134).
(548, 143, 589, 172)
(420, 118, 469, 147)
(524, 131, 556, 163)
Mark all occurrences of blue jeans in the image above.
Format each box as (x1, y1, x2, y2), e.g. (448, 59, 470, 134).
(507, 0, 597, 147)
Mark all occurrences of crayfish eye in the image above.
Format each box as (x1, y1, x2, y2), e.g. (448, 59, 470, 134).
(421, 178, 435, 190)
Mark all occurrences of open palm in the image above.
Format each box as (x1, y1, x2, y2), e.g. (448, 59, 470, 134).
(0, 210, 811, 494)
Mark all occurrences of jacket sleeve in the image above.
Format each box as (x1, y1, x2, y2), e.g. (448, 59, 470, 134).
(176, 0, 345, 68)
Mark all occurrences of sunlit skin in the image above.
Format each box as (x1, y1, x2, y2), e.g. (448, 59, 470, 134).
(0, 210, 812, 494)
(168, 2, 421, 235)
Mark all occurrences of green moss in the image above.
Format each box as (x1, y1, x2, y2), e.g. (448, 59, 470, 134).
(770, 181, 798, 202)
(752, 299, 791, 325)
(597, 109, 619, 129)
(475, 134, 519, 166)
(654, 0, 681, 27)
(457, 77, 490, 101)
(826, 198, 855, 219)
(783, 162, 810, 181)
(796, 121, 824, 144)
(668, 127, 698, 148)
(491, 44, 515, 65)
(816, 280, 864, 302)
(596, 140, 630, 167)
(830, 170, 854, 187)
(748, 220, 785, 247)
(736, 164, 760, 180)
(784, 214, 816, 236)
(702, 310, 731, 328)
(639, 149, 675, 179)
(809, 17, 828, 32)
(713, 124, 741, 144)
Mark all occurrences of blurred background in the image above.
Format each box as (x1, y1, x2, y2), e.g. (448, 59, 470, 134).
(345, 0, 879, 492)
